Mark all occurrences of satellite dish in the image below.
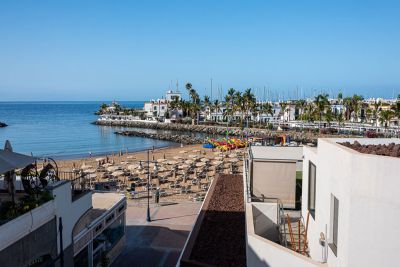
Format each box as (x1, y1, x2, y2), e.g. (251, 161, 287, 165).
(4, 140, 13, 152)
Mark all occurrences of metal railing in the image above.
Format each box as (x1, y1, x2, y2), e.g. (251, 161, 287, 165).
(250, 196, 288, 248)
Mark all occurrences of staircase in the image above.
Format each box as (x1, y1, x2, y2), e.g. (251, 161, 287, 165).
(279, 211, 310, 256)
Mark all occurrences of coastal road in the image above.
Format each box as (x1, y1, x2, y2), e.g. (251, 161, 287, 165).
(111, 200, 201, 267)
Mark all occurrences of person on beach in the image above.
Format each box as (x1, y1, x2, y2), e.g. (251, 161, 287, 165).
(155, 187, 160, 204)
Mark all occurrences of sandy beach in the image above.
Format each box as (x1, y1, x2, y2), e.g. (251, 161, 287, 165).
(55, 144, 244, 202)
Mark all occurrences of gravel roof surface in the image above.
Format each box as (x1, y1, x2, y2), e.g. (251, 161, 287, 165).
(340, 141, 400, 158)
(183, 174, 246, 267)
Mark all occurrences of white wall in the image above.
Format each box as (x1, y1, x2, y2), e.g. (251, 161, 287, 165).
(51, 181, 92, 252)
(246, 203, 324, 267)
(0, 201, 55, 251)
(302, 138, 400, 267)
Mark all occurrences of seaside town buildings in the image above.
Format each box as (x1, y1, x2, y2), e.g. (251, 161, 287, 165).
(99, 92, 400, 136)
(0, 143, 126, 267)
(143, 90, 183, 120)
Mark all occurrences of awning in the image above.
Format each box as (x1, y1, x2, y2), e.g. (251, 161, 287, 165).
(0, 150, 37, 174)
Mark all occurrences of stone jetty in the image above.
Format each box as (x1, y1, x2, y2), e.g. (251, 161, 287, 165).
(96, 120, 358, 144)
(115, 130, 203, 144)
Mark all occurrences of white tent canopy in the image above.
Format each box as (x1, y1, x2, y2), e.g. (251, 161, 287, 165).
(0, 141, 37, 174)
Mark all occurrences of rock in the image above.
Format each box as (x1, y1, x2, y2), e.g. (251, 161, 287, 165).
(339, 142, 400, 158)
(95, 120, 359, 144)
(0, 122, 7, 127)
(115, 130, 203, 145)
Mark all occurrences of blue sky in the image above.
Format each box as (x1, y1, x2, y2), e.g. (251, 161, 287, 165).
(0, 0, 399, 101)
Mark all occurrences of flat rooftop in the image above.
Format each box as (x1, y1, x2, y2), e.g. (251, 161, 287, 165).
(73, 192, 125, 237)
(92, 192, 125, 210)
(250, 146, 303, 161)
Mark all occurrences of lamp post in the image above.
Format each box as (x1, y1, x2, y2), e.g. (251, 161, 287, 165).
(138, 151, 158, 223)
(146, 150, 151, 222)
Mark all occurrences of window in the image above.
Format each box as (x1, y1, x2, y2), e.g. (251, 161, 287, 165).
(330, 195, 339, 256)
(308, 161, 316, 218)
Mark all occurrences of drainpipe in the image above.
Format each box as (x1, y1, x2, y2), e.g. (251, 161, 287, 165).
(59, 217, 64, 267)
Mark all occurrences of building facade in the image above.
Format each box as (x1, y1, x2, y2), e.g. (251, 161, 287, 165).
(302, 138, 400, 267)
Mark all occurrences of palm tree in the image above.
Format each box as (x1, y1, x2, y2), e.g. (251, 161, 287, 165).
(178, 100, 190, 118)
(314, 93, 329, 128)
(242, 89, 256, 127)
(379, 110, 394, 135)
(203, 95, 211, 121)
(372, 100, 381, 126)
(343, 97, 353, 121)
(391, 100, 400, 119)
(185, 83, 201, 124)
(336, 111, 344, 133)
(279, 102, 288, 122)
(337, 92, 343, 103)
(258, 102, 273, 125)
(212, 99, 222, 122)
(295, 99, 307, 120)
(351, 94, 364, 122)
(325, 108, 334, 127)
(224, 88, 236, 124)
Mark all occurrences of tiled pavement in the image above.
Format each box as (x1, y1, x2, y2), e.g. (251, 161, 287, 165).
(111, 200, 201, 267)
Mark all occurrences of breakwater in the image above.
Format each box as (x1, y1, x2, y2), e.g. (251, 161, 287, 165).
(96, 120, 358, 144)
(115, 130, 203, 144)
(0, 122, 7, 127)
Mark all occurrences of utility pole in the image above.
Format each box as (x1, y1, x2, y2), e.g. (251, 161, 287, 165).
(210, 78, 213, 102)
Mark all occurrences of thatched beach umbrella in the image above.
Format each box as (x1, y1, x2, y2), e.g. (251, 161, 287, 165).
(81, 164, 93, 170)
(178, 164, 189, 170)
(196, 162, 205, 167)
(185, 160, 194, 165)
(107, 166, 119, 172)
(127, 164, 140, 171)
(111, 170, 124, 177)
(83, 168, 96, 174)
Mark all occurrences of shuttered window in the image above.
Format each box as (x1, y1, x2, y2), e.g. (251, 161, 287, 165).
(308, 161, 316, 218)
(330, 195, 339, 256)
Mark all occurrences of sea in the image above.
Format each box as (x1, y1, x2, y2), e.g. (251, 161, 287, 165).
(0, 101, 179, 159)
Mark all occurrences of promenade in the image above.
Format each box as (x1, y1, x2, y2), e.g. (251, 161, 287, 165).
(111, 200, 201, 267)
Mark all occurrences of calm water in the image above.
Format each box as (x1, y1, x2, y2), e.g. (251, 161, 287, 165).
(0, 101, 176, 159)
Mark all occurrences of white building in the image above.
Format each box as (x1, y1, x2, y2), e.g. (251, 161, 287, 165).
(165, 90, 182, 102)
(144, 99, 168, 119)
(244, 138, 400, 267)
(0, 178, 126, 266)
(302, 138, 400, 267)
(144, 90, 183, 120)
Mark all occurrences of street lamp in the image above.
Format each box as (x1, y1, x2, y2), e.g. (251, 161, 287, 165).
(140, 150, 159, 223)
(146, 150, 151, 222)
